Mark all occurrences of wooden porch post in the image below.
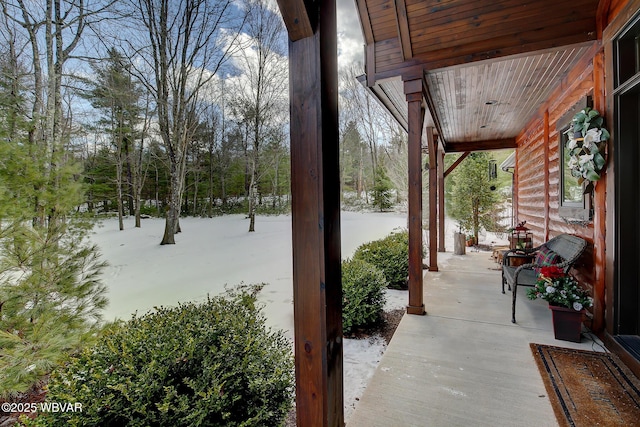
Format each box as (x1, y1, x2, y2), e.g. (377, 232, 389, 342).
(277, 1, 343, 425)
(438, 143, 446, 252)
(592, 49, 606, 333)
(427, 126, 439, 271)
(405, 79, 426, 315)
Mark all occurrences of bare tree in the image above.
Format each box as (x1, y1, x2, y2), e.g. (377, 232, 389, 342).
(339, 64, 390, 203)
(228, 0, 286, 232)
(383, 119, 409, 205)
(128, 0, 246, 244)
(2, 0, 117, 224)
(131, 93, 155, 227)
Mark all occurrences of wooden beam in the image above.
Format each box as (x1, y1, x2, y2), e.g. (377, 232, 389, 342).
(370, 37, 597, 81)
(366, 44, 376, 87)
(405, 78, 425, 316)
(355, 0, 376, 87)
(427, 127, 438, 271)
(444, 138, 517, 153)
(596, 0, 612, 45)
(393, 0, 412, 60)
(276, 0, 314, 41)
(403, 78, 422, 96)
(592, 48, 606, 334)
(444, 152, 470, 178)
(422, 78, 447, 149)
(287, 1, 343, 425)
(438, 145, 446, 252)
(355, 0, 374, 44)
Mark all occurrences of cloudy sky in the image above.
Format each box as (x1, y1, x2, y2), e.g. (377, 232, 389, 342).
(337, 2, 365, 69)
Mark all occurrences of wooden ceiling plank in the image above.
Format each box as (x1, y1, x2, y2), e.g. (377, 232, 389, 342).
(407, 0, 597, 28)
(432, 53, 551, 141)
(423, 77, 446, 146)
(410, 12, 596, 52)
(407, 2, 597, 56)
(374, 21, 399, 41)
(393, 0, 413, 60)
(355, 0, 374, 44)
(275, 0, 314, 41)
(408, 0, 515, 25)
(372, 0, 597, 61)
(367, 0, 394, 12)
(365, 0, 400, 42)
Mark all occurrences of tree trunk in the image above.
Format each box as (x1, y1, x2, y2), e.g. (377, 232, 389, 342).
(116, 149, 124, 231)
(248, 162, 257, 232)
(208, 143, 214, 217)
(134, 200, 141, 228)
(161, 165, 182, 245)
(124, 138, 134, 216)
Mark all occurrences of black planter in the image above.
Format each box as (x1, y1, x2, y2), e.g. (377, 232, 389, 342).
(549, 304, 584, 342)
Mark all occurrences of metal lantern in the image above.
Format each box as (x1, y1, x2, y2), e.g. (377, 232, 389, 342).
(510, 221, 533, 250)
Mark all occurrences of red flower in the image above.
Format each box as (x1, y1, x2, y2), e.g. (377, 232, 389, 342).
(539, 266, 564, 279)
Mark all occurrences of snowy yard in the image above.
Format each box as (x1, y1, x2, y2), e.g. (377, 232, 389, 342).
(90, 211, 409, 420)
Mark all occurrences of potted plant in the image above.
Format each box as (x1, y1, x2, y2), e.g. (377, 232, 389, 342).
(466, 234, 476, 247)
(564, 107, 609, 187)
(526, 266, 593, 342)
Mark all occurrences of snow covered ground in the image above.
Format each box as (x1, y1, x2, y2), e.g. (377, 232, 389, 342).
(90, 211, 408, 420)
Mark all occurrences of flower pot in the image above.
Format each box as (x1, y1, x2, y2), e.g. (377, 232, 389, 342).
(549, 304, 584, 342)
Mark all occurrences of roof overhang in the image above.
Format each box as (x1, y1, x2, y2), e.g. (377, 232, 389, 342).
(355, 0, 600, 152)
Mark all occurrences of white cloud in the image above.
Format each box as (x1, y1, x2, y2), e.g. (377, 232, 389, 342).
(337, 1, 365, 70)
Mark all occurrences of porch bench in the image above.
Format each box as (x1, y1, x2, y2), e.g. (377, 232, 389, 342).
(502, 234, 587, 323)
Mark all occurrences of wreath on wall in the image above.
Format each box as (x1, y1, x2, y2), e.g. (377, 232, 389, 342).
(564, 107, 609, 184)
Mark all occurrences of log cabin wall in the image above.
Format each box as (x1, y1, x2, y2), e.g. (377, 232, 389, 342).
(516, 56, 597, 240)
(514, 0, 640, 335)
(514, 47, 599, 328)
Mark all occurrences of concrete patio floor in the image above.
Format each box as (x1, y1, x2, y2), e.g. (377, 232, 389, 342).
(348, 250, 606, 427)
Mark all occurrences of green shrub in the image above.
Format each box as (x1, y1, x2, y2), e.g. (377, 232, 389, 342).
(353, 230, 412, 290)
(139, 203, 161, 217)
(342, 258, 387, 334)
(28, 285, 293, 427)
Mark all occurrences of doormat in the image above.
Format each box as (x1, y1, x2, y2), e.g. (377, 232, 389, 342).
(530, 343, 640, 427)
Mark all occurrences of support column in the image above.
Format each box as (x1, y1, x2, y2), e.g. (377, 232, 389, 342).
(285, 1, 343, 425)
(593, 49, 606, 333)
(405, 79, 426, 315)
(427, 127, 439, 271)
(438, 143, 446, 252)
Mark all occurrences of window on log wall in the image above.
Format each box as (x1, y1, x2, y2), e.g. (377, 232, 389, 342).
(557, 96, 593, 224)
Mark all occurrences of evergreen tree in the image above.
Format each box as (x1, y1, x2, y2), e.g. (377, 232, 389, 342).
(83, 145, 119, 213)
(0, 49, 107, 397)
(340, 121, 368, 198)
(85, 48, 143, 230)
(448, 152, 501, 242)
(372, 164, 394, 211)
